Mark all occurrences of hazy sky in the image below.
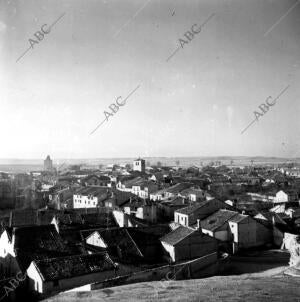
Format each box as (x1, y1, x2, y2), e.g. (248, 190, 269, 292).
(0, 0, 299, 159)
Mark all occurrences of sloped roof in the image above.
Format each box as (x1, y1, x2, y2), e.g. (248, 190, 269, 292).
(98, 228, 142, 258)
(255, 212, 287, 225)
(175, 199, 223, 215)
(180, 188, 204, 196)
(134, 225, 172, 237)
(160, 196, 188, 207)
(54, 212, 83, 226)
(127, 228, 165, 259)
(165, 182, 193, 194)
(13, 224, 74, 271)
(123, 176, 145, 185)
(160, 226, 195, 246)
(110, 189, 137, 207)
(201, 210, 239, 232)
(126, 214, 149, 227)
(33, 252, 116, 281)
(75, 186, 109, 198)
(10, 209, 37, 226)
(228, 213, 248, 223)
(175, 203, 203, 215)
(81, 212, 117, 227)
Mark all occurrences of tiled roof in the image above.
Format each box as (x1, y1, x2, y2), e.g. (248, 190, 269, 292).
(13, 225, 74, 271)
(175, 199, 221, 215)
(34, 252, 116, 281)
(74, 186, 110, 199)
(160, 226, 195, 246)
(54, 212, 83, 225)
(127, 228, 165, 260)
(123, 177, 145, 188)
(254, 212, 287, 225)
(165, 182, 193, 194)
(110, 189, 137, 207)
(175, 203, 204, 215)
(81, 212, 117, 227)
(134, 225, 171, 237)
(98, 228, 142, 258)
(10, 209, 37, 226)
(161, 196, 188, 207)
(179, 188, 204, 196)
(228, 213, 248, 223)
(201, 210, 239, 232)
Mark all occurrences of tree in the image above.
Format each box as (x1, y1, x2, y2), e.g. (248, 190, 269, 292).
(157, 161, 162, 168)
(175, 160, 180, 166)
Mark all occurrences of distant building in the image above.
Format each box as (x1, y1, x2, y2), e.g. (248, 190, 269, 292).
(81, 175, 111, 187)
(44, 155, 53, 171)
(150, 182, 193, 201)
(133, 158, 145, 173)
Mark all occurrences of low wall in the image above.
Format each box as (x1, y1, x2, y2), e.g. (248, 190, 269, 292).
(86, 252, 218, 290)
(219, 252, 289, 275)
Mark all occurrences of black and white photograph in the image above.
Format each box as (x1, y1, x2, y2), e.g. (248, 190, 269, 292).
(0, 0, 300, 301)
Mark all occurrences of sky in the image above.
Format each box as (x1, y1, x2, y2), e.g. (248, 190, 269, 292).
(0, 0, 299, 159)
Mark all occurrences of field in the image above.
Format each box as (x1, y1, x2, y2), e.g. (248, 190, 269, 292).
(0, 156, 299, 173)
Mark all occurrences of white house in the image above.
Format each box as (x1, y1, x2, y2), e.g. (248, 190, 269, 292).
(73, 187, 109, 208)
(124, 203, 157, 223)
(275, 190, 298, 203)
(0, 229, 15, 259)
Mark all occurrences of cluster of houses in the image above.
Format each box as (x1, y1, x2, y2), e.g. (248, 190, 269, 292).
(1, 158, 300, 300)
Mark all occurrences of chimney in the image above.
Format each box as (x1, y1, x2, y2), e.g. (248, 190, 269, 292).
(196, 219, 202, 232)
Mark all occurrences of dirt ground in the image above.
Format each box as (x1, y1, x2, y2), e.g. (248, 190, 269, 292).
(45, 266, 300, 302)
